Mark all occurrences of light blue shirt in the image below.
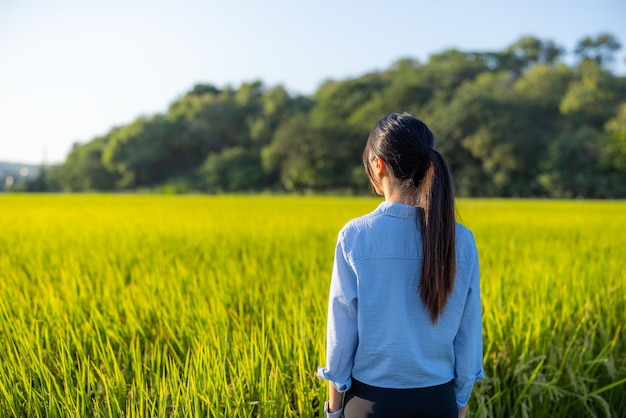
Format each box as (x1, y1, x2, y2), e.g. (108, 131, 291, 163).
(318, 201, 484, 408)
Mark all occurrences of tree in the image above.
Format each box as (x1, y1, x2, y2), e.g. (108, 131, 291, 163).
(574, 33, 621, 66)
(560, 60, 617, 129)
(199, 147, 266, 192)
(167, 87, 250, 154)
(102, 115, 182, 188)
(538, 127, 604, 198)
(603, 103, 626, 172)
(436, 72, 552, 196)
(504, 36, 564, 73)
(261, 114, 320, 191)
(421, 49, 491, 90)
(347, 58, 433, 131)
(187, 83, 220, 96)
(249, 86, 312, 145)
(56, 135, 119, 191)
(25, 164, 61, 192)
(310, 74, 388, 127)
(514, 64, 573, 109)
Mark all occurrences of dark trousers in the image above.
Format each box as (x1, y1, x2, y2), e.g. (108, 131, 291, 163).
(343, 379, 457, 418)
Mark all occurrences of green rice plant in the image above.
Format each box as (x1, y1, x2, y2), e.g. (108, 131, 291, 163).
(459, 199, 626, 417)
(0, 195, 623, 417)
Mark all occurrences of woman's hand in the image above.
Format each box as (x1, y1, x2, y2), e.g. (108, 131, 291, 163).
(326, 381, 343, 417)
(458, 404, 468, 418)
(324, 401, 343, 418)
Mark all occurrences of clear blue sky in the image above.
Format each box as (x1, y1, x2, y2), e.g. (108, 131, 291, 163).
(1, 0, 625, 165)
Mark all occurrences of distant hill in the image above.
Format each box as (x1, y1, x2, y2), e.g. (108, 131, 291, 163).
(0, 161, 41, 184)
(0, 162, 62, 192)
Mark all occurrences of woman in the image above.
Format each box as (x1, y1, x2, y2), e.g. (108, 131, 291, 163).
(318, 113, 483, 418)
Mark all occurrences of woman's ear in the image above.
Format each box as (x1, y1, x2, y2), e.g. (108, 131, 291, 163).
(372, 156, 386, 177)
(370, 157, 387, 196)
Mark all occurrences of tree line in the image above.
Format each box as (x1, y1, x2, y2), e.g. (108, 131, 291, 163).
(43, 33, 626, 197)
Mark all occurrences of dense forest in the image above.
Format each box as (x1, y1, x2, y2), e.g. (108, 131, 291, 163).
(34, 33, 626, 197)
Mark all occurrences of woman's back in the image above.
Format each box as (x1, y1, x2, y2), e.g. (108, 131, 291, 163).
(340, 201, 480, 390)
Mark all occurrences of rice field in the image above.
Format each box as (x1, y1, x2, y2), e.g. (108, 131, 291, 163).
(0, 194, 624, 417)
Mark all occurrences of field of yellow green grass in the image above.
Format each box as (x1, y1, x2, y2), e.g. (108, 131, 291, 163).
(0, 195, 624, 417)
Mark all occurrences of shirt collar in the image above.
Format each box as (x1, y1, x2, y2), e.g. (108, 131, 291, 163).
(375, 200, 419, 219)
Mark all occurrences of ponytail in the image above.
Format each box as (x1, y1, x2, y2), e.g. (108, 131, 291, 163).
(363, 113, 456, 323)
(417, 149, 456, 323)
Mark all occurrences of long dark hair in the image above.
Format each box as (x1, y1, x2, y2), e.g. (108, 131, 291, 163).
(363, 113, 456, 323)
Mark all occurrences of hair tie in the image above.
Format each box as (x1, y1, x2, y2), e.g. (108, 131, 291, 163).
(422, 147, 433, 161)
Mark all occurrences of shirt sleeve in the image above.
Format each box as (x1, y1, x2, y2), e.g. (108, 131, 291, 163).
(317, 231, 358, 393)
(453, 233, 485, 408)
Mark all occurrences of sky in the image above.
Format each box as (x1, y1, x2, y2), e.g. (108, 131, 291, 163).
(1, 0, 625, 165)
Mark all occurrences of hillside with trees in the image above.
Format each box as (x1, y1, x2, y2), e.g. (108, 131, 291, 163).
(49, 33, 626, 198)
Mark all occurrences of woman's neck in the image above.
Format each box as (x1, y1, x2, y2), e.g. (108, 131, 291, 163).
(382, 177, 417, 205)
